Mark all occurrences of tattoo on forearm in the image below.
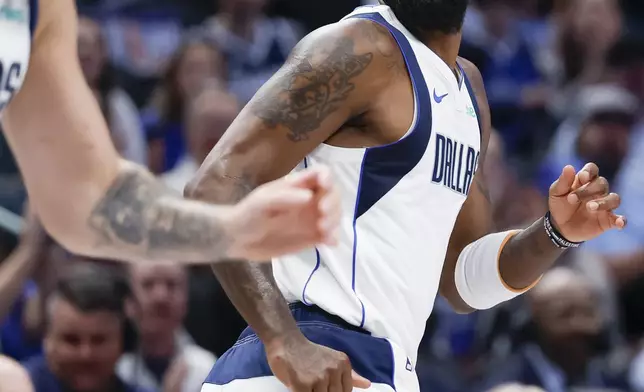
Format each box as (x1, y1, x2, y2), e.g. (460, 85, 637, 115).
(88, 170, 228, 259)
(250, 36, 373, 142)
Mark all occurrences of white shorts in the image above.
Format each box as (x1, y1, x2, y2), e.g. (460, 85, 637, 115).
(201, 303, 420, 392)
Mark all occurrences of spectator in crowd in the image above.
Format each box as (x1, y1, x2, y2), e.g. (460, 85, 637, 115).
(547, 0, 624, 119)
(0, 207, 50, 362)
(78, 16, 147, 166)
(203, 0, 302, 103)
(23, 263, 147, 392)
(484, 267, 630, 391)
(0, 355, 34, 392)
(161, 86, 239, 193)
(464, 0, 549, 159)
(117, 262, 215, 392)
(144, 35, 226, 173)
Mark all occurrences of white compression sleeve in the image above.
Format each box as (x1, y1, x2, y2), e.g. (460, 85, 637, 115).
(454, 230, 541, 310)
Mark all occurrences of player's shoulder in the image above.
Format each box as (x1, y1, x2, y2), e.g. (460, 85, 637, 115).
(294, 18, 404, 77)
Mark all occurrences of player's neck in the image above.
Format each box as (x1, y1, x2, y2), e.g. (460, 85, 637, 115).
(422, 32, 463, 72)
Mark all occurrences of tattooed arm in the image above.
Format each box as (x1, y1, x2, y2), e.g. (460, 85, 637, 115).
(439, 59, 565, 313)
(1, 0, 332, 264)
(186, 19, 395, 389)
(0, 0, 237, 262)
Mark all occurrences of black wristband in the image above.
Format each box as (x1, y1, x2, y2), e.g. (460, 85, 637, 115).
(543, 211, 583, 249)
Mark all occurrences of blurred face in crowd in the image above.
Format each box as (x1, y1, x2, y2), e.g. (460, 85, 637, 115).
(568, 0, 621, 51)
(44, 297, 123, 392)
(77, 17, 106, 86)
(128, 263, 188, 339)
(577, 111, 634, 181)
(530, 269, 602, 365)
(220, 0, 268, 18)
(481, 0, 516, 39)
(186, 89, 239, 163)
(175, 43, 226, 102)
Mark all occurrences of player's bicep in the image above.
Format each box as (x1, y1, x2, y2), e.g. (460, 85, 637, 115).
(189, 20, 382, 199)
(3, 0, 118, 192)
(1, 0, 120, 231)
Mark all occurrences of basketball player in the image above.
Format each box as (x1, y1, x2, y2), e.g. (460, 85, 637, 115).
(0, 0, 340, 264)
(189, 1, 626, 392)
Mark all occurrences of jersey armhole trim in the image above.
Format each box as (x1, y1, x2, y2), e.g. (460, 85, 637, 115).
(458, 63, 483, 144)
(29, 0, 38, 39)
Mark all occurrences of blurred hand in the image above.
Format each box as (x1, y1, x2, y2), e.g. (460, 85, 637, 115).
(18, 203, 50, 253)
(267, 333, 371, 392)
(548, 163, 626, 243)
(226, 166, 340, 261)
(162, 356, 187, 392)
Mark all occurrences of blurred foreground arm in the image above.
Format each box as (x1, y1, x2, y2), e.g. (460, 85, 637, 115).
(0, 356, 33, 392)
(1, 0, 336, 264)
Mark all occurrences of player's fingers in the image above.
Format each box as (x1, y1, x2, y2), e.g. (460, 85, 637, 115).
(313, 379, 330, 392)
(567, 176, 609, 204)
(351, 370, 371, 389)
(314, 165, 333, 193)
(327, 371, 344, 392)
(288, 166, 333, 193)
(264, 189, 314, 211)
(612, 214, 627, 230)
(586, 193, 621, 212)
(550, 165, 576, 197)
(341, 368, 353, 392)
(318, 189, 341, 245)
(283, 167, 326, 190)
(575, 162, 600, 187)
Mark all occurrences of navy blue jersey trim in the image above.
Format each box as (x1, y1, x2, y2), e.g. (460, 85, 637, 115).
(459, 63, 483, 143)
(29, 0, 38, 39)
(347, 13, 432, 220)
(346, 12, 432, 329)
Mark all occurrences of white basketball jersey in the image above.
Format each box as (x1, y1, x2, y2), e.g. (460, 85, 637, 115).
(273, 5, 482, 362)
(0, 0, 36, 115)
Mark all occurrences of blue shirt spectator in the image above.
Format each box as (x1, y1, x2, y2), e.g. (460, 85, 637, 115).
(0, 281, 42, 361)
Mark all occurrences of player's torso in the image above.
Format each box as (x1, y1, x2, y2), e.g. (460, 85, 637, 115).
(272, 5, 482, 362)
(0, 0, 36, 114)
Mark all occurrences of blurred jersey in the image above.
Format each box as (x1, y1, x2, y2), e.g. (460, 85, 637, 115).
(0, 0, 37, 114)
(272, 4, 483, 363)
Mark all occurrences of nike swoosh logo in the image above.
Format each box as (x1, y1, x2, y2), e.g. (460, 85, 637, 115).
(433, 89, 449, 103)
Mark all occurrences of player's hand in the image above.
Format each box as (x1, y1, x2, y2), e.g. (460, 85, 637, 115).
(226, 166, 340, 261)
(548, 163, 626, 243)
(266, 333, 371, 392)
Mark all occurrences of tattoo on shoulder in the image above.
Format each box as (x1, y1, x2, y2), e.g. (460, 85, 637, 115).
(88, 170, 227, 258)
(361, 22, 405, 75)
(250, 36, 374, 142)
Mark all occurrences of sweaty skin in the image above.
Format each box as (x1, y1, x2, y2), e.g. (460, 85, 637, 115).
(1, 0, 339, 265)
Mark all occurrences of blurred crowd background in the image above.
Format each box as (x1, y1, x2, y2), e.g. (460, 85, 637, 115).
(1, 0, 644, 391)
